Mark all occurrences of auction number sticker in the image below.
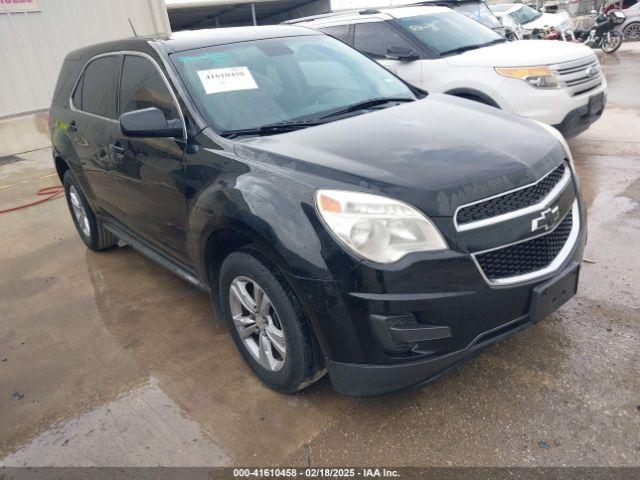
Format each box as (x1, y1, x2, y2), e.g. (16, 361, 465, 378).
(197, 66, 259, 94)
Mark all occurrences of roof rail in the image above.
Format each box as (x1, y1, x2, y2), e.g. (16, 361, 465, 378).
(282, 8, 382, 24)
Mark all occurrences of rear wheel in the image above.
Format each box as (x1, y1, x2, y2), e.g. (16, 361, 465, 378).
(623, 22, 640, 41)
(219, 250, 325, 393)
(601, 31, 623, 53)
(63, 171, 118, 251)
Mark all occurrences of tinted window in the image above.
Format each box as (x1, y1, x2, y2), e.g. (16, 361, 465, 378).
(120, 55, 178, 119)
(353, 22, 413, 59)
(77, 56, 119, 118)
(72, 75, 83, 110)
(319, 25, 351, 43)
(72, 56, 119, 118)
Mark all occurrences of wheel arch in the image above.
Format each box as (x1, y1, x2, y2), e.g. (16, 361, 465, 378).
(445, 88, 501, 108)
(54, 153, 70, 183)
(199, 218, 332, 356)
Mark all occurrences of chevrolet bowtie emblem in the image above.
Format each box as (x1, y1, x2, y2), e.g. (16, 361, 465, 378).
(531, 206, 560, 233)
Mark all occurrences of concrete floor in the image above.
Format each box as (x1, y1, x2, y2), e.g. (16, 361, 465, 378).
(1, 43, 639, 468)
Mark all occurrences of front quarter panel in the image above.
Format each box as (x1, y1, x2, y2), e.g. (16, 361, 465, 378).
(185, 138, 333, 283)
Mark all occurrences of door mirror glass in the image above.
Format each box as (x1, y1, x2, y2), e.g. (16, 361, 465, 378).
(120, 107, 183, 138)
(385, 45, 419, 61)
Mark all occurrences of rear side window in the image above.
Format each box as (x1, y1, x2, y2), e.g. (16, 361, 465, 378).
(353, 22, 413, 59)
(119, 55, 178, 120)
(72, 56, 120, 119)
(319, 25, 351, 43)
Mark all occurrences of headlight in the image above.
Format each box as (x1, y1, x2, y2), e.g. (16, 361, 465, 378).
(495, 66, 560, 89)
(315, 190, 447, 263)
(534, 120, 576, 170)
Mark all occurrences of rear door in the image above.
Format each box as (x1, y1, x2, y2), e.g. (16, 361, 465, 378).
(352, 21, 424, 86)
(111, 53, 189, 262)
(69, 55, 121, 215)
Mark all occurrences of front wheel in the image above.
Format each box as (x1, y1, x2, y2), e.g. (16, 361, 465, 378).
(601, 31, 623, 53)
(219, 250, 325, 393)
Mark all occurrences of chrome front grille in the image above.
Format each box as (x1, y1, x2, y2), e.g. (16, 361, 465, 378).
(455, 163, 580, 285)
(475, 208, 574, 282)
(456, 163, 567, 228)
(552, 55, 603, 97)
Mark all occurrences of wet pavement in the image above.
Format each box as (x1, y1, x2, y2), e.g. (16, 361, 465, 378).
(1, 43, 639, 468)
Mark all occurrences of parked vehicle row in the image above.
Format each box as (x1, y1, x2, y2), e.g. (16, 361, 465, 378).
(491, 3, 575, 40)
(491, 2, 627, 52)
(291, 4, 607, 138)
(51, 21, 588, 395)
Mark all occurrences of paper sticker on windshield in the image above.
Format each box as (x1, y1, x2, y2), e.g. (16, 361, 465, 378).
(197, 67, 258, 95)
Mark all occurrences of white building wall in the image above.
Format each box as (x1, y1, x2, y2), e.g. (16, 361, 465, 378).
(0, 0, 171, 118)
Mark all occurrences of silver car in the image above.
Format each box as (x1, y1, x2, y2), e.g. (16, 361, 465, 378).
(618, 1, 640, 40)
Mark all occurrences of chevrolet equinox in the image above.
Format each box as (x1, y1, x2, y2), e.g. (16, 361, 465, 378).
(50, 26, 585, 396)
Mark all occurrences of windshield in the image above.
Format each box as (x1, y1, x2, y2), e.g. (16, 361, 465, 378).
(171, 35, 414, 134)
(454, 2, 503, 29)
(508, 5, 543, 24)
(398, 11, 502, 55)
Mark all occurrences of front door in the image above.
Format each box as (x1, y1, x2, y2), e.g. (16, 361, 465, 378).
(111, 54, 190, 263)
(352, 21, 424, 87)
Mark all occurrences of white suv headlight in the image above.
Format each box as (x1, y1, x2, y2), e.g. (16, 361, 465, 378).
(495, 66, 560, 89)
(315, 190, 447, 263)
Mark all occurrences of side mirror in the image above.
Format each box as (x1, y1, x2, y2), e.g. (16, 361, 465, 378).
(385, 45, 419, 62)
(120, 107, 183, 138)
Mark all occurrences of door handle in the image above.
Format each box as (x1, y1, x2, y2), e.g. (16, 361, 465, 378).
(69, 120, 78, 132)
(111, 143, 125, 164)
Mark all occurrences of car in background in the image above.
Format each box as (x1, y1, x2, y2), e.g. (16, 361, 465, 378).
(490, 3, 575, 39)
(415, 0, 506, 35)
(616, 0, 640, 40)
(290, 5, 607, 137)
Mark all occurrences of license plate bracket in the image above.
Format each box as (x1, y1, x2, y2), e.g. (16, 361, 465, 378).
(589, 92, 605, 116)
(529, 263, 580, 323)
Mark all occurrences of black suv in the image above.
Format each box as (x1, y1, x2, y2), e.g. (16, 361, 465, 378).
(50, 26, 585, 396)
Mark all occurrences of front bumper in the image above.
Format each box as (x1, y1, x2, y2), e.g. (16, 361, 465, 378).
(495, 75, 607, 130)
(328, 261, 581, 396)
(553, 93, 606, 138)
(290, 190, 587, 396)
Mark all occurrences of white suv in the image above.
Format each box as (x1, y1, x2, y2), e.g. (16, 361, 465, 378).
(289, 5, 607, 137)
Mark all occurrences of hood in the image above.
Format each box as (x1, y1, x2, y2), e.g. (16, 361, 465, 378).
(238, 94, 565, 217)
(523, 12, 570, 30)
(446, 39, 594, 67)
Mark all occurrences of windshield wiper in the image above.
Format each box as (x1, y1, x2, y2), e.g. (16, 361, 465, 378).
(481, 38, 508, 47)
(219, 119, 322, 139)
(440, 37, 507, 56)
(439, 44, 485, 56)
(319, 97, 415, 120)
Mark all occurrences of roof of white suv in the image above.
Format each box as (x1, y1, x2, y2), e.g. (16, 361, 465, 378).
(286, 5, 451, 27)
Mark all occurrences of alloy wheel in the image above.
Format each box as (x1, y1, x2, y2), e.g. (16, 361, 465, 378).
(624, 23, 640, 41)
(69, 185, 91, 238)
(229, 276, 286, 371)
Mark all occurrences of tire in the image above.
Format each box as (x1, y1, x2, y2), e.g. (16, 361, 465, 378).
(219, 249, 325, 393)
(601, 31, 623, 53)
(63, 170, 118, 251)
(623, 22, 640, 41)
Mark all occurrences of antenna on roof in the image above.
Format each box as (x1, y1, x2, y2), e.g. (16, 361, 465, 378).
(128, 17, 138, 37)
